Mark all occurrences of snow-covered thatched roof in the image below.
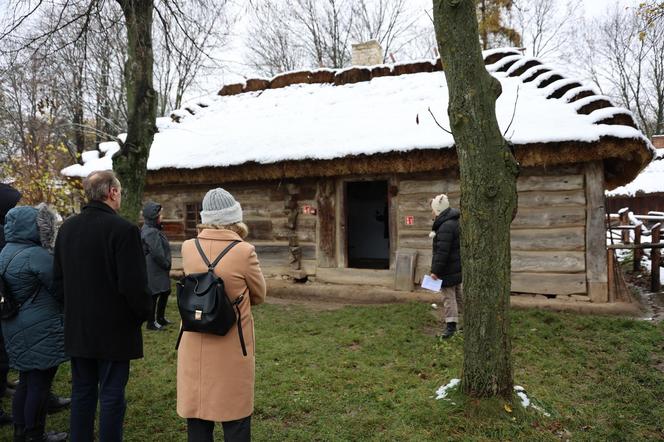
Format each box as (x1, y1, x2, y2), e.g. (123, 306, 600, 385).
(63, 48, 654, 188)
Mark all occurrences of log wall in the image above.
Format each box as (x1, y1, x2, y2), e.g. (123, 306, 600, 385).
(147, 163, 603, 301)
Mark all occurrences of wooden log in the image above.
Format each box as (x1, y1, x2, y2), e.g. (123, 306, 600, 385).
(607, 248, 615, 302)
(511, 272, 586, 295)
(516, 174, 584, 192)
(516, 189, 585, 207)
(317, 179, 337, 268)
(398, 179, 460, 195)
(585, 161, 609, 303)
(652, 223, 661, 292)
(512, 207, 586, 228)
(619, 210, 630, 244)
(316, 268, 394, 287)
(634, 226, 642, 272)
(510, 227, 585, 251)
(511, 251, 585, 273)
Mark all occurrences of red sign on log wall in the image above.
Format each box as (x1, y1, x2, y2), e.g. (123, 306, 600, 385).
(405, 215, 414, 225)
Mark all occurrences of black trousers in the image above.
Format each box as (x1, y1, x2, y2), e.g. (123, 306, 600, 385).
(0, 327, 8, 397)
(12, 366, 58, 430)
(151, 291, 170, 323)
(70, 358, 130, 442)
(187, 416, 251, 442)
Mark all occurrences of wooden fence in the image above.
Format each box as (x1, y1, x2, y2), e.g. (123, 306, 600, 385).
(607, 209, 664, 292)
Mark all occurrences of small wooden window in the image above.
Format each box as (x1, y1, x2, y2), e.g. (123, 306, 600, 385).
(185, 203, 202, 239)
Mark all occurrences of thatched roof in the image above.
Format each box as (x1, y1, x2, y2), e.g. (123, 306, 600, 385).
(63, 48, 654, 189)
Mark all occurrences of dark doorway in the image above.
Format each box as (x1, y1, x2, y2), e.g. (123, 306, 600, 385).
(346, 181, 390, 269)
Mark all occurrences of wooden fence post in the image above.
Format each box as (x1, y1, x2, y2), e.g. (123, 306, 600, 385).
(652, 223, 661, 292)
(619, 209, 630, 244)
(634, 224, 642, 272)
(607, 248, 616, 302)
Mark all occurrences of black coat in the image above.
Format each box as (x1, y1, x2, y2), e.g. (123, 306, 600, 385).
(431, 208, 462, 287)
(141, 202, 172, 295)
(53, 201, 152, 361)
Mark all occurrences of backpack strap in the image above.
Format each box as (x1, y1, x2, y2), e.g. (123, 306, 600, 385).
(194, 239, 241, 270)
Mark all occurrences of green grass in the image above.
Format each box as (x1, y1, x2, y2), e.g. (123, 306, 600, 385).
(1, 301, 663, 441)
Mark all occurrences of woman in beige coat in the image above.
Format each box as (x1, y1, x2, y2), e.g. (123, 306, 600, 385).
(177, 188, 266, 442)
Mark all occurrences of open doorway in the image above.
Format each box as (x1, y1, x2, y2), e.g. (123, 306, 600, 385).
(346, 181, 390, 269)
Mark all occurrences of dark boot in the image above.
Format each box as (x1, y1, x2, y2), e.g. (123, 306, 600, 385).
(25, 427, 68, 442)
(146, 321, 163, 331)
(46, 392, 71, 414)
(441, 322, 457, 339)
(156, 292, 171, 326)
(13, 425, 25, 442)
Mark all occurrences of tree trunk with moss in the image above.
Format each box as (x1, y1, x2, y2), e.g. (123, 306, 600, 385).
(113, 0, 157, 222)
(433, 0, 519, 399)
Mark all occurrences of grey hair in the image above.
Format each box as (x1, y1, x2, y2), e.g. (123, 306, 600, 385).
(197, 222, 249, 239)
(83, 170, 121, 202)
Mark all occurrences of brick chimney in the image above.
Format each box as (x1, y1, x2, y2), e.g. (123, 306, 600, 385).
(351, 40, 383, 66)
(653, 134, 664, 150)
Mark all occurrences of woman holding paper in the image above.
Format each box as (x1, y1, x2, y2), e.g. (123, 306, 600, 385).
(429, 194, 463, 339)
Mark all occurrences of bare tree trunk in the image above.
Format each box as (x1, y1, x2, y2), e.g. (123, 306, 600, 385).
(114, 0, 157, 222)
(433, 0, 518, 399)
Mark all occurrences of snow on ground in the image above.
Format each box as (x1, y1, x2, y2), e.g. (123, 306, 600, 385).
(435, 378, 460, 400)
(62, 50, 648, 178)
(434, 382, 551, 416)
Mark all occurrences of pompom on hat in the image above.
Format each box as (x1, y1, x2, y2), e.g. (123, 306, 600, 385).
(200, 188, 243, 225)
(431, 194, 450, 216)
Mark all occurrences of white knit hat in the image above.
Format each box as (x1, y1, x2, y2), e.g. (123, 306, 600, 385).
(431, 194, 450, 216)
(200, 188, 243, 225)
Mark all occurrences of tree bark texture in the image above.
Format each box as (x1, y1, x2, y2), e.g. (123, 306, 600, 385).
(433, 0, 519, 399)
(114, 0, 157, 222)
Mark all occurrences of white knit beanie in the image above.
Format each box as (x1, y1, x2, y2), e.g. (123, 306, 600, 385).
(431, 194, 450, 216)
(200, 188, 243, 225)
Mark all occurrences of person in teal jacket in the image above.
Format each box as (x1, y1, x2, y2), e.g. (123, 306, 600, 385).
(0, 205, 67, 442)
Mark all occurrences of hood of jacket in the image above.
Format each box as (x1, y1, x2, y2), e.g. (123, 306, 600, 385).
(36, 203, 59, 252)
(432, 207, 460, 232)
(3, 206, 39, 245)
(142, 201, 162, 228)
(0, 183, 21, 224)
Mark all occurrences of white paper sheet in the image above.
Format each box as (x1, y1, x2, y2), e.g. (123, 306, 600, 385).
(421, 275, 442, 292)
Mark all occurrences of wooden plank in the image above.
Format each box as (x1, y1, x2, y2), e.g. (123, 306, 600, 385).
(517, 189, 586, 208)
(511, 272, 587, 295)
(399, 179, 460, 195)
(399, 196, 461, 212)
(394, 251, 416, 291)
(512, 207, 586, 228)
(510, 227, 585, 251)
(255, 243, 316, 262)
(652, 224, 661, 292)
(315, 268, 394, 288)
(316, 179, 337, 268)
(388, 176, 399, 269)
(584, 161, 609, 302)
(516, 174, 584, 192)
(261, 260, 317, 277)
(512, 251, 585, 273)
(246, 219, 273, 240)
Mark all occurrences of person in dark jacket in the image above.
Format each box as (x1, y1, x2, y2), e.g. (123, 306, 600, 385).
(141, 201, 172, 331)
(0, 182, 21, 427)
(430, 194, 463, 339)
(53, 170, 151, 442)
(0, 204, 68, 441)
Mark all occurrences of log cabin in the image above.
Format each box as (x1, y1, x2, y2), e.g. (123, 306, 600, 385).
(63, 47, 655, 304)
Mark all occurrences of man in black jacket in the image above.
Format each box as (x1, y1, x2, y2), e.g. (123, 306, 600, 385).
(430, 194, 463, 339)
(54, 170, 151, 442)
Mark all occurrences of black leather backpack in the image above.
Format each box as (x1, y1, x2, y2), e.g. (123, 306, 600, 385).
(175, 239, 246, 355)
